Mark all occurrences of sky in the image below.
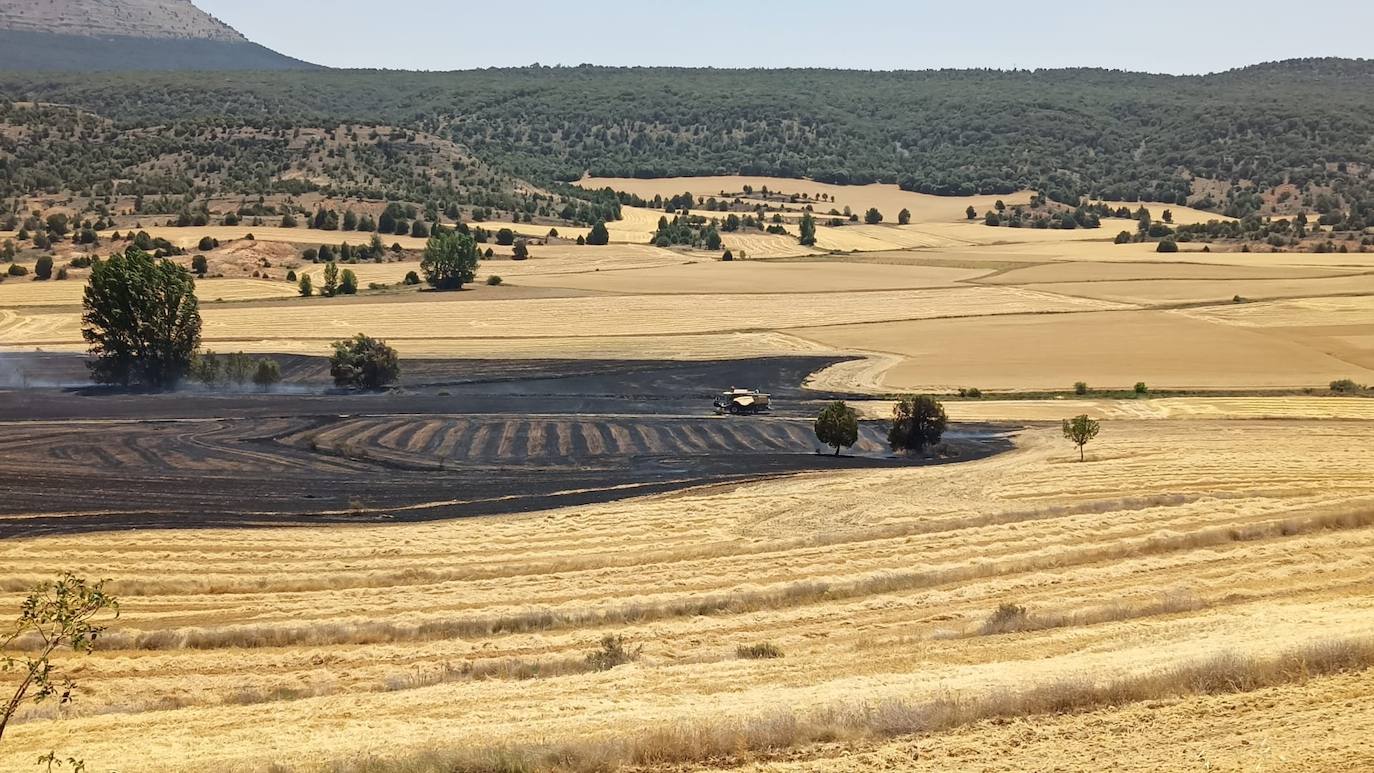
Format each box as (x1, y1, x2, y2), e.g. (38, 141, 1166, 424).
(196, 1, 1373, 73)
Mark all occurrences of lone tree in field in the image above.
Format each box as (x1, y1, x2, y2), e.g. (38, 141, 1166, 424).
(798, 212, 817, 246)
(889, 395, 948, 455)
(82, 247, 201, 388)
(2, 574, 119, 745)
(864, 207, 884, 225)
(420, 230, 479, 290)
(814, 401, 860, 456)
(1063, 414, 1101, 462)
(586, 220, 610, 246)
(898, 208, 912, 225)
(330, 334, 400, 390)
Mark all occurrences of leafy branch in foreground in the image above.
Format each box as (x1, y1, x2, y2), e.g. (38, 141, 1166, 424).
(1, 574, 119, 745)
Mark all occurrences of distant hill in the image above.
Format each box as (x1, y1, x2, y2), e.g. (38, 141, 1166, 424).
(0, 0, 316, 71)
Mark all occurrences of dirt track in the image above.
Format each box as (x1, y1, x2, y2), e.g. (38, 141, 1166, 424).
(0, 355, 1011, 537)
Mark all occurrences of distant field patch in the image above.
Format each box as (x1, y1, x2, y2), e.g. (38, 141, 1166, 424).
(793, 309, 1374, 392)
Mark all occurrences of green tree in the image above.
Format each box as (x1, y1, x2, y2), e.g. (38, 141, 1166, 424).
(1, 574, 119, 745)
(587, 220, 610, 246)
(252, 359, 282, 390)
(495, 227, 515, 246)
(798, 212, 817, 246)
(897, 208, 912, 225)
(512, 239, 530, 260)
(330, 334, 400, 389)
(191, 254, 208, 276)
(1062, 414, 1101, 462)
(1157, 239, 1179, 253)
(965, 205, 977, 220)
(403, 270, 420, 285)
(81, 248, 201, 388)
(339, 268, 358, 295)
(420, 231, 479, 290)
(322, 260, 339, 297)
(34, 255, 53, 280)
(888, 395, 947, 454)
(864, 207, 883, 225)
(814, 401, 860, 456)
(298, 273, 313, 297)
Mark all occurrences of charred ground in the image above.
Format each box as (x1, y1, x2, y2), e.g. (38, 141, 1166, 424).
(0, 355, 1012, 537)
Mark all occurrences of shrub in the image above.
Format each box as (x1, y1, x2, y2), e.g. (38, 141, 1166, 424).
(1156, 239, 1179, 253)
(979, 602, 1030, 635)
(721, 249, 734, 261)
(486, 275, 503, 286)
(736, 642, 784, 659)
(197, 236, 217, 252)
(960, 387, 983, 399)
(403, 271, 421, 286)
(252, 359, 281, 390)
(329, 334, 400, 389)
(1330, 379, 1366, 394)
(1134, 382, 1149, 395)
(285, 270, 297, 282)
(585, 635, 641, 671)
(1074, 381, 1089, 395)
(7, 262, 28, 276)
(191, 255, 208, 276)
(888, 395, 948, 454)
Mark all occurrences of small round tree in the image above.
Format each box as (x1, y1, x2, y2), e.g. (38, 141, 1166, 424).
(889, 396, 948, 455)
(814, 401, 860, 456)
(329, 334, 400, 390)
(1063, 414, 1101, 462)
(586, 220, 610, 246)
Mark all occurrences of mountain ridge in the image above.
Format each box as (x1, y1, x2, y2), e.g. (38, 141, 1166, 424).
(0, 0, 316, 71)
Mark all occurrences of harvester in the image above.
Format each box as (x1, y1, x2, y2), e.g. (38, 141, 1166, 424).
(713, 388, 771, 415)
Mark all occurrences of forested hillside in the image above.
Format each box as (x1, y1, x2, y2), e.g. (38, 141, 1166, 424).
(1, 60, 1371, 218)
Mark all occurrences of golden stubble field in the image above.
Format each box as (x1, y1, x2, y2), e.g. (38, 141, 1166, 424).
(3, 419, 1374, 771)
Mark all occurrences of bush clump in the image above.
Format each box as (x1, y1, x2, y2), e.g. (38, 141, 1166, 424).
(585, 635, 641, 672)
(736, 642, 784, 660)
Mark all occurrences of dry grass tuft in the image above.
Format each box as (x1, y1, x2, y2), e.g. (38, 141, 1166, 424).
(735, 642, 785, 660)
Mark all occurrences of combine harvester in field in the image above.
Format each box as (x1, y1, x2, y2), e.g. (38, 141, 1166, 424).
(714, 388, 772, 415)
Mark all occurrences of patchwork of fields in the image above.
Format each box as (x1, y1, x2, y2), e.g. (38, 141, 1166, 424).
(3, 177, 1374, 772)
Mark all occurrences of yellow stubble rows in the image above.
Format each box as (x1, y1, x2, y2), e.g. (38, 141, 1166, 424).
(2, 421, 1373, 770)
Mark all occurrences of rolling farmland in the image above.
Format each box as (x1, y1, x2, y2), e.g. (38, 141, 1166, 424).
(2, 420, 1372, 770)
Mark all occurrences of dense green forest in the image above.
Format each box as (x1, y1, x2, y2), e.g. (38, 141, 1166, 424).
(1, 59, 1371, 219)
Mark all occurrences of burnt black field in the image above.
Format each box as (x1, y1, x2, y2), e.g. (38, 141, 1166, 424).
(0, 355, 1013, 537)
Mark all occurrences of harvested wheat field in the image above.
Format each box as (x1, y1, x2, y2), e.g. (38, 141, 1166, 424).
(511, 261, 991, 294)
(580, 176, 1035, 224)
(0, 287, 1118, 357)
(795, 309, 1374, 392)
(0, 277, 296, 307)
(3, 420, 1374, 771)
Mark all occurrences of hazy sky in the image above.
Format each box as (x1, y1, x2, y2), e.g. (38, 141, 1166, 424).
(197, 1, 1373, 73)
